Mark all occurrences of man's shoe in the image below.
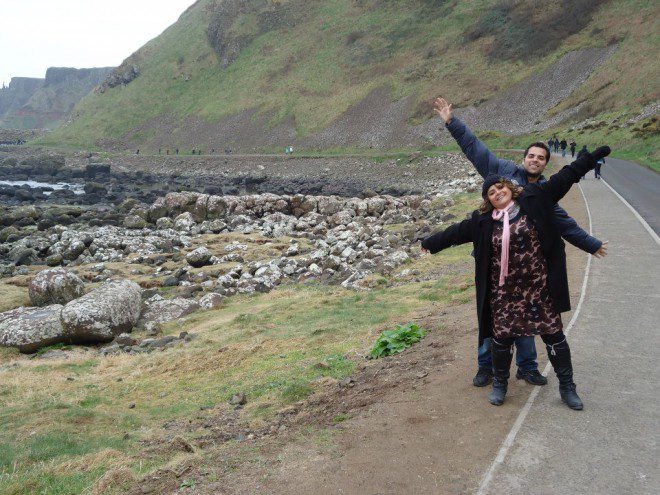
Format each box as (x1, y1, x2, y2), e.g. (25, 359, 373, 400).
(516, 369, 548, 386)
(473, 367, 492, 387)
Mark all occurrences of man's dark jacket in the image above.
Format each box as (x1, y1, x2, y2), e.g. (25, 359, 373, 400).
(421, 153, 598, 347)
(446, 118, 601, 254)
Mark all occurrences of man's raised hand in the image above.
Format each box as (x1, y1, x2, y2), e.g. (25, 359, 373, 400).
(593, 241, 608, 259)
(433, 97, 454, 124)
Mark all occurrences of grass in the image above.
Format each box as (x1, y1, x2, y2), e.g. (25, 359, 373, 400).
(0, 235, 476, 494)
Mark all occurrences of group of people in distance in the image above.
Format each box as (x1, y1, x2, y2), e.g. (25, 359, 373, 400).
(422, 97, 610, 410)
(547, 136, 576, 158)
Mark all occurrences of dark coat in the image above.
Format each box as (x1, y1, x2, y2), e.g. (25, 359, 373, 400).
(421, 153, 597, 347)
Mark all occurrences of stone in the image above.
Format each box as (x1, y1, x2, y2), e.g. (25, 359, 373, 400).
(60, 280, 142, 344)
(124, 215, 147, 229)
(140, 297, 200, 324)
(229, 392, 247, 405)
(174, 212, 195, 231)
(155, 217, 173, 229)
(0, 305, 65, 353)
(199, 293, 225, 310)
(186, 246, 212, 268)
(28, 268, 85, 307)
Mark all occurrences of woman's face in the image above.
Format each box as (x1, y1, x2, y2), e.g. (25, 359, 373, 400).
(487, 182, 513, 210)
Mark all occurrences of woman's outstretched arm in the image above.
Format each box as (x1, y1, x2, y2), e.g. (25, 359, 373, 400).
(421, 216, 474, 254)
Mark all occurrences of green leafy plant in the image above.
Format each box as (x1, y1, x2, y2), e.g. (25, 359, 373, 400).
(369, 323, 426, 359)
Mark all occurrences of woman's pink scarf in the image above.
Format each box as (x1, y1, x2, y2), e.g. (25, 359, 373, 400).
(491, 200, 515, 286)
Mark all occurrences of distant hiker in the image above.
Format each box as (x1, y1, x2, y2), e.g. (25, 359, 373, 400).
(136, 149, 140, 155)
(577, 145, 588, 159)
(594, 157, 604, 179)
(553, 138, 560, 153)
(433, 97, 607, 389)
(166, 149, 170, 155)
(547, 138, 554, 150)
(560, 139, 567, 157)
(570, 141, 576, 158)
(176, 148, 179, 155)
(422, 146, 611, 409)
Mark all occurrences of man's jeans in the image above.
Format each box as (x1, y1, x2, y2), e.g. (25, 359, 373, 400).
(478, 336, 538, 372)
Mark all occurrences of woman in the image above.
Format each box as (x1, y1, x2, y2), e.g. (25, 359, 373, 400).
(421, 146, 610, 410)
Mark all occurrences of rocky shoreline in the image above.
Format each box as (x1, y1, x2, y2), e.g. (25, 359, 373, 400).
(0, 149, 480, 354)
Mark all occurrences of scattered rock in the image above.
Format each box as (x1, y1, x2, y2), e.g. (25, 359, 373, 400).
(28, 268, 85, 306)
(60, 279, 142, 344)
(229, 392, 247, 405)
(0, 305, 65, 353)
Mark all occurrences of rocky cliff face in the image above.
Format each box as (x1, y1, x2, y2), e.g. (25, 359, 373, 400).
(0, 78, 43, 117)
(0, 67, 113, 130)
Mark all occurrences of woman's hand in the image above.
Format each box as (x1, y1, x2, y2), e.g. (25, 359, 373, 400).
(593, 241, 608, 258)
(433, 97, 454, 124)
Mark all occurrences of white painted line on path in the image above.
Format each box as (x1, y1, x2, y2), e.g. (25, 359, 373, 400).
(476, 183, 594, 495)
(601, 179, 660, 245)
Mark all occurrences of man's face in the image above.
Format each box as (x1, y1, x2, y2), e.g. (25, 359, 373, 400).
(523, 146, 548, 177)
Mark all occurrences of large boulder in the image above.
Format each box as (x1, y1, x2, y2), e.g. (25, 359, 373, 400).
(140, 297, 200, 324)
(28, 268, 85, 307)
(0, 305, 65, 353)
(186, 246, 212, 268)
(60, 280, 142, 343)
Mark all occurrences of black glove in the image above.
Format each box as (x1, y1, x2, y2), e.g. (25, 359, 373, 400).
(591, 146, 611, 161)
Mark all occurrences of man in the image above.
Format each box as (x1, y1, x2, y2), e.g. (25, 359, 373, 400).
(433, 97, 608, 387)
(560, 138, 567, 157)
(594, 157, 604, 179)
(570, 140, 577, 158)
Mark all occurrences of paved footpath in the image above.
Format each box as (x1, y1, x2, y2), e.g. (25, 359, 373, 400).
(479, 173, 660, 494)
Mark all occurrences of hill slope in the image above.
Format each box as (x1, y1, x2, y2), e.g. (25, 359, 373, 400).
(41, 0, 659, 154)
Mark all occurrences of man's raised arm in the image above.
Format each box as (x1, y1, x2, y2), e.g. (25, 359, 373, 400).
(434, 97, 518, 179)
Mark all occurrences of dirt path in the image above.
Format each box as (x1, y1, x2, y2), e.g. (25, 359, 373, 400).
(192, 180, 590, 495)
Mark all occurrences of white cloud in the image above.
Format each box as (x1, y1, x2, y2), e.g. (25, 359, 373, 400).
(0, 0, 196, 86)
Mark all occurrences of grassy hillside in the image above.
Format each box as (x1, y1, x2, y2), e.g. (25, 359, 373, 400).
(40, 0, 658, 161)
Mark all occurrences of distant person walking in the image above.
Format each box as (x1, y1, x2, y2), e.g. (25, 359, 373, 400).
(422, 146, 612, 409)
(578, 145, 588, 157)
(570, 140, 576, 158)
(594, 157, 604, 179)
(560, 139, 567, 157)
(553, 138, 560, 153)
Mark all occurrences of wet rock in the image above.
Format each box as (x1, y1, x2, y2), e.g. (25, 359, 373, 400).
(28, 268, 85, 306)
(0, 305, 65, 353)
(60, 279, 142, 344)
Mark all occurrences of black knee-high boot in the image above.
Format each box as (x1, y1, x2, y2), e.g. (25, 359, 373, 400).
(489, 339, 513, 406)
(546, 338, 583, 410)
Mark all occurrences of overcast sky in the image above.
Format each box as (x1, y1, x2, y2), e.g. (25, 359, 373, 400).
(0, 0, 196, 86)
